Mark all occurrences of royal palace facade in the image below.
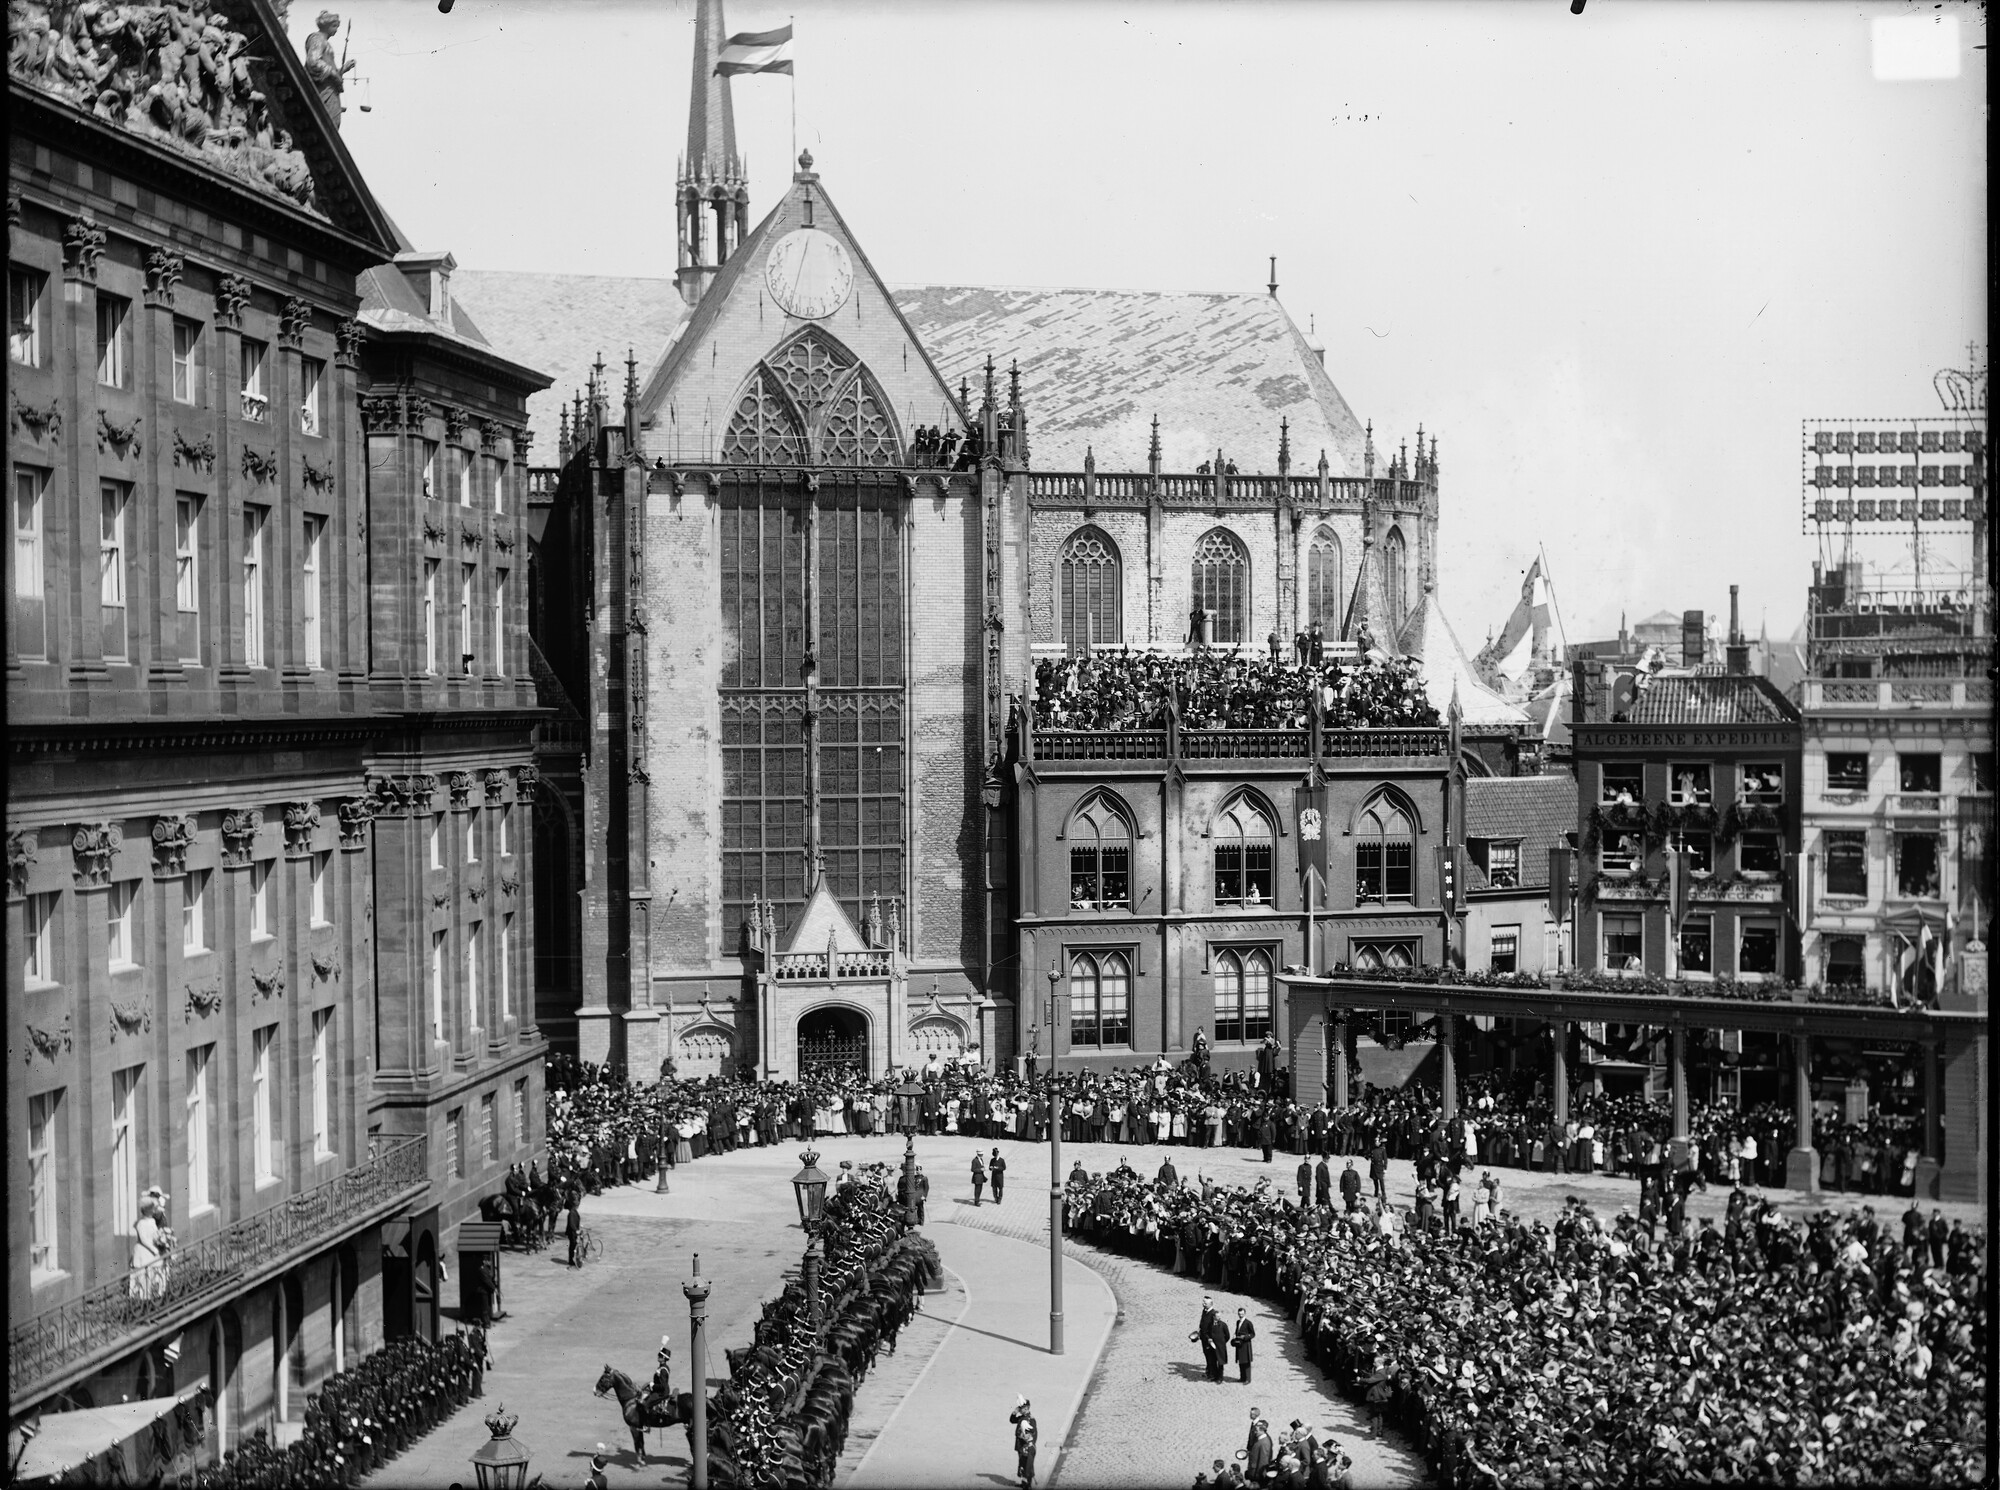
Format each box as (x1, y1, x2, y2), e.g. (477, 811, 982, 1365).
(7, 0, 549, 1452)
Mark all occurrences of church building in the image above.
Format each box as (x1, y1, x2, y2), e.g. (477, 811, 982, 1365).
(456, 0, 1449, 1083)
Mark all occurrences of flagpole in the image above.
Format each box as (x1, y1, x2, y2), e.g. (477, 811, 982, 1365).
(1538, 543, 1570, 658)
(789, 14, 797, 167)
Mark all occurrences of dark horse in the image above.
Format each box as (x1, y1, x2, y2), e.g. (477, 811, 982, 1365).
(593, 1365, 695, 1464)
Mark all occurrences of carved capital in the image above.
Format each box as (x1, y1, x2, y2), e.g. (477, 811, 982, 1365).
(8, 830, 39, 900)
(443, 406, 469, 446)
(219, 809, 262, 868)
(151, 815, 196, 877)
(447, 772, 475, 809)
(282, 801, 322, 857)
(512, 427, 534, 462)
(71, 823, 124, 888)
(280, 297, 312, 350)
(62, 212, 108, 284)
(184, 984, 223, 1022)
(335, 318, 365, 369)
(337, 795, 376, 849)
(215, 274, 253, 329)
(483, 769, 507, 803)
(514, 763, 540, 806)
(479, 418, 503, 450)
(369, 773, 436, 817)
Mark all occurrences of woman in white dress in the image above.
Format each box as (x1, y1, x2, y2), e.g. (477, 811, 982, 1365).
(130, 1189, 171, 1300)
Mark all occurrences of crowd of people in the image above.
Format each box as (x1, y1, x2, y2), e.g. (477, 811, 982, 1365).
(1030, 649, 1439, 734)
(1038, 1160, 1986, 1487)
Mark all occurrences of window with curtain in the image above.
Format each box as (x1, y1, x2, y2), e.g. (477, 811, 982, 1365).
(1191, 528, 1248, 645)
(1354, 795, 1414, 901)
(1059, 528, 1121, 652)
(1213, 948, 1272, 1042)
(1069, 951, 1130, 1047)
(1383, 526, 1408, 627)
(1213, 795, 1274, 907)
(1307, 527, 1343, 633)
(1067, 796, 1130, 909)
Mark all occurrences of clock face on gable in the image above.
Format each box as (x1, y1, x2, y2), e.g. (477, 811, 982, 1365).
(764, 228, 856, 320)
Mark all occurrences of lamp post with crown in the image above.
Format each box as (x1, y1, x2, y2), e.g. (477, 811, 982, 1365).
(1046, 958, 1066, 1356)
(655, 1084, 672, 1195)
(894, 1073, 925, 1228)
(468, 1404, 530, 1490)
(683, 1255, 712, 1490)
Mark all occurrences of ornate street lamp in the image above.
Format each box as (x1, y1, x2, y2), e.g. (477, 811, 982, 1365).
(1045, 958, 1066, 1356)
(894, 1074, 926, 1228)
(655, 1085, 672, 1195)
(469, 1404, 531, 1490)
(790, 1148, 830, 1227)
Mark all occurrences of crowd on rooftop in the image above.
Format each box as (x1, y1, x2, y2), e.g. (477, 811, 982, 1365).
(1030, 649, 1439, 734)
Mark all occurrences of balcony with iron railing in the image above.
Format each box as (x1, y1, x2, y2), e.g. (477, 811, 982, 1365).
(9, 1135, 429, 1414)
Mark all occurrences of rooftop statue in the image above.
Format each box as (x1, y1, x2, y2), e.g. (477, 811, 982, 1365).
(8, 0, 322, 215)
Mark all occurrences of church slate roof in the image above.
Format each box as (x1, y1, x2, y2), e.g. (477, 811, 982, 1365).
(451, 271, 1371, 477)
(892, 284, 1369, 476)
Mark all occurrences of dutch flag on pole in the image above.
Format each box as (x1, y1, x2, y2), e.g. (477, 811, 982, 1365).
(715, 23, 794, 76)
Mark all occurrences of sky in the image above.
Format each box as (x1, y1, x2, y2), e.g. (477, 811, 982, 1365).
(293, 0, 1987, 647)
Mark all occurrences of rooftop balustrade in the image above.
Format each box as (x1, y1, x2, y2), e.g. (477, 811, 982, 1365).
(1803, 677, 1991, 711)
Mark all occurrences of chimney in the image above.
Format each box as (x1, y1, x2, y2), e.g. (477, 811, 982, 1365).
(1681, 609, 1705, 667)
(1726, 584, 1750, 674)
(1268, 256, 1278, 297)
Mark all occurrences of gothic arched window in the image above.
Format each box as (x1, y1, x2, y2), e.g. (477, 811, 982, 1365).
(1355, 791, 1414, 902)
(1383, 526, 1408, 629)
(1212, 792, 1273, 907)
(1070, 950, 1130, 1047)
(1213, 948, 1272, 1043)
(720, 328, 904, 467)
(1191, 528, 1248, 646)
(1307, 527, 1343, 634)
(1059, 527, 1121, 652)
(1067, 794, 1131, 909)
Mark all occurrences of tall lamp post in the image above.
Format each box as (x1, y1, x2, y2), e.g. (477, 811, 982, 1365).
(682, 1254, 711, 1490)
(895, 1074, 925, 1227)
(1046, 958, 1065, 1356)
(655, 1086, 671, 1195)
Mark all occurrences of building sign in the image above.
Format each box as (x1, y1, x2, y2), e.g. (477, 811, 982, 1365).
(1801, 418, 1984, 534)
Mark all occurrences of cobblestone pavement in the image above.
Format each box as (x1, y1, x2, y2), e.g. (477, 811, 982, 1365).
(946, 1202, 1428, 1490)
(830, 1264, 968, 1484)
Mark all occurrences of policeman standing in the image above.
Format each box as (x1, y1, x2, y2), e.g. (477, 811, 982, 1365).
(1010, 1396, 1039, 1488)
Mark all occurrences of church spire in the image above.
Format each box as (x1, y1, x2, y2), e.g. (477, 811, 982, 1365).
(677, 0, 749, 308)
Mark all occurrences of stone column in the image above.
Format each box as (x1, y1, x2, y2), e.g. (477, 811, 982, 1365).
(1667, 1026, 1691, 1167)
(1784, 1033, 1819, 1192)
(1438, 1012, 1457, 1119)
(1551, 1020, 1570, 1125)
(1914, 1038, 1942, 1200)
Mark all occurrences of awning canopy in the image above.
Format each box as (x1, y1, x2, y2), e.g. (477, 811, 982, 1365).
(12, 1387, 205, 1483)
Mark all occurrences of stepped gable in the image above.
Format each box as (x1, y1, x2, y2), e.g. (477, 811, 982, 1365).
(893, 284, 1369, 475)
(1622, 674, 1798, 726)
(1463, 776, 1577, 891)
(450, 272, 690, 454)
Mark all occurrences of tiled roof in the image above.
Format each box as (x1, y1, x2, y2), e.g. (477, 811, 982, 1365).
(357, 266, 551, 390)
(1463, 775, 1577, 892)
(1619, 674, 1798, 726)
(450, 269, 1370, 476)
(450, 272, 691, 455)
(891, 285, 1368, 475)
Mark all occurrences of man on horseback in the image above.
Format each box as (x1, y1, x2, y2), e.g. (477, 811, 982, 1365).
(643, 1337, 673, 1415)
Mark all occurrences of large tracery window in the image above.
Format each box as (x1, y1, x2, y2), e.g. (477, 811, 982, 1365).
(721, 328, 902, 467)
(1213, 794, 1274, 907)
(1213, 948, 1272, 1043)
(1383, 526, 1409, 628)
(1355, 793, 1414, 902)
(1069, 951, 1131, 1047)
(1191, 528, 1248, 646)
(1059, 527, 1121, 652)
(1068, 796, 1131, 909)
(1307, 526, 1344, 634)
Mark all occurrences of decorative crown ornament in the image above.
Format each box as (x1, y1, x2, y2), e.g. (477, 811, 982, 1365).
(483, 1404, 519, 1440)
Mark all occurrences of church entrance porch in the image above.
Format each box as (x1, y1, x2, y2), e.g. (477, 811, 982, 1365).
(798, 1006, 870, 1078)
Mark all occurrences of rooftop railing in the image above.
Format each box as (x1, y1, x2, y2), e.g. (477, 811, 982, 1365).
(1027, 724, 1446, 764)
(1802, 677, 1991, 710)
(10, 1135, 428, 1413)
(1025, 470, 1436, 510)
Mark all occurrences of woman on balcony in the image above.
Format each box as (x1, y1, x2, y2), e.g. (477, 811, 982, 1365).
(129, 1187, 172, 1301)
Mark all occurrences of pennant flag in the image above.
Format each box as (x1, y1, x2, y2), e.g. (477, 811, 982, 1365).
(715, 24, 794, 75)
(1478, 558, 1551, 690)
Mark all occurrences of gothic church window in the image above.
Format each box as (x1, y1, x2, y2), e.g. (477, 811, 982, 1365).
(1191, 528, 1248, 646)
(1384, 526, 1408, 628)
(1070, 951, 1130, 1047)
(721, 327, 903, 467)
(1213, 793, 1273, 907)
(1213, 948, 1272, 1043)
(1307, 527, 1344, 634)
(1355, 792, 1414, 902)
(1067, 796, 1130, 909)
(1059, 527, 1121, 652)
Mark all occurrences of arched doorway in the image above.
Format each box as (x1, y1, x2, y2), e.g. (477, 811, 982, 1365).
(798, 1006, 868, 1078)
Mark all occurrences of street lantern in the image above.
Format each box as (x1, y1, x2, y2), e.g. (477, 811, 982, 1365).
(790, 1148, 830, 1226)
(894, 1073, 926, 1135)
(469, 1404, 530, 1490)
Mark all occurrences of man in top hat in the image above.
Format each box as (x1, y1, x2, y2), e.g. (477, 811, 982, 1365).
(1232, 1307, 1257, 1384)
(989, 1147, 1007, 1203)
(1194, 1295, 1225, 1381)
